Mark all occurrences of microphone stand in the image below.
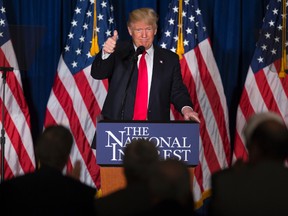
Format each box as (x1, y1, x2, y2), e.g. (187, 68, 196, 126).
(120, 57, 138, 120)
(0, 67, 13, 183)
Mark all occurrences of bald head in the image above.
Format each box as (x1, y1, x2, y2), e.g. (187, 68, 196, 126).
(243, 112, 288, 162)
(36, 125, 73, 170)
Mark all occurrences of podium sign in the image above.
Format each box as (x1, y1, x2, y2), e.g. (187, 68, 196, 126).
(96, 120, 199, 166)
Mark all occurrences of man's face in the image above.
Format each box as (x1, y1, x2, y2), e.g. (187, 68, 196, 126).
(128, 21, 157, 50)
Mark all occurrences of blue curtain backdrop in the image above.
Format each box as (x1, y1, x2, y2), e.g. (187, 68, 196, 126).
(3, 0, 270, 144)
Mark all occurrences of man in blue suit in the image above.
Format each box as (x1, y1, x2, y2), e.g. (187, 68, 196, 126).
(209, 112, 288, 216)
(0, 125, 96, 215)
(91, 8, 200, 122)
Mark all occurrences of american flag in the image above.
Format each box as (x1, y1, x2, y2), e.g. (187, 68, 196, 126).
(44, 0, 115, 190)
(233, 0, 288, 161)
(158, 0, 231, 209)
(0, 0, 35, 180)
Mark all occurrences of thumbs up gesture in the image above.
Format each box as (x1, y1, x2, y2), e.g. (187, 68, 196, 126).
(103, 30, 118, 54)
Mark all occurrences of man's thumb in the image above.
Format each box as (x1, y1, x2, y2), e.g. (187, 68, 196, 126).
(112, 30, 118, 40)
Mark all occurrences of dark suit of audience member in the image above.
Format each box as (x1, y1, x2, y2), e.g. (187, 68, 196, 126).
(146, 158, 196, 215)
(94, 139, 159, 216)
(0, 125, 96, 216)
(209, 112, 288, 216)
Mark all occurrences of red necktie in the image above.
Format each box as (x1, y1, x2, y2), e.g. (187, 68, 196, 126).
(133, 51, 148, 120)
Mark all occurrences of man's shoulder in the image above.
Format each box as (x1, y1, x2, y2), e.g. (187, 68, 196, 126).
(212, 160, 288, 184)
(212, 161, 248, 183)
(95, 185, 151, 216)
(96, 184, 149, 205)
(96, 188, 125, 203)
(63, 174, 96, 191)
(0, 171, 35, 187)
(154, 45, 179, 59)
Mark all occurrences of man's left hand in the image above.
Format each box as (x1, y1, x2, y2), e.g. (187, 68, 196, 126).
(182, 107, 200, 123)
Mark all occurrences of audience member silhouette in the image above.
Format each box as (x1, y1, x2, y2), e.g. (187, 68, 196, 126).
(146, 158, 196, 215)
(209, 112, 288, 216)
(0, 125, 96, 215)
(94, 138, 159, 216)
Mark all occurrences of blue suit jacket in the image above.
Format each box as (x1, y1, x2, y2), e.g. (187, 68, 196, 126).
(91, 41, 193, 121)
(209, 161, 288, 216)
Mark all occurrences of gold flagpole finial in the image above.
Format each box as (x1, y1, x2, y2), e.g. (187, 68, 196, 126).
(90, 0, 100, 56)
(176, 0, 184, 59)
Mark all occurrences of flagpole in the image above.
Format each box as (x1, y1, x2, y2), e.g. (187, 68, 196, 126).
(0, 66, 13, 182)
(90, 0, 99, 56)
(176, 0, 184, 58)
(280, 0, 286, 78)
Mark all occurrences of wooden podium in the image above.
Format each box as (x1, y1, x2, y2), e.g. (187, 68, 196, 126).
(96, 120, 199, 197)
(100, 166, 195, 197)
(100, 167, 126, 196)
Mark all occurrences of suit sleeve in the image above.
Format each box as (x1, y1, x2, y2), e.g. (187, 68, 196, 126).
(170, 54, 193, 112)
(90, 49, 115, 80)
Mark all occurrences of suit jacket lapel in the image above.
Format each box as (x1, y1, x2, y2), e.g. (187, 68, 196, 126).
(149, 47, 164, 105)
(122, 42, 138, 120)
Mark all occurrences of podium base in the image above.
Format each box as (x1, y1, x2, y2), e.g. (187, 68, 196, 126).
(100, 167, 126, 196)
(99, 166, 195, 197)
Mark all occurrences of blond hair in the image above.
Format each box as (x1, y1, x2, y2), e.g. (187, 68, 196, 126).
(127, 8, 158, 28)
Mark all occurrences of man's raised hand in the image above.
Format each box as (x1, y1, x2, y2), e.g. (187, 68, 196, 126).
(103, 30, 118, 54)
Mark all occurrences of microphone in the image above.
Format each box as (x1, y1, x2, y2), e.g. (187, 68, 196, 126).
(130, 46, 145, 61)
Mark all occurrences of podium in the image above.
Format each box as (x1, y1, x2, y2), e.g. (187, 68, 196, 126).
(96, 119, 200, 196)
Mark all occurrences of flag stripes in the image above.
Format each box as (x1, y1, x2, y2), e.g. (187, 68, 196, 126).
(159, 0, 231, 207)
(233, 0, 288, 162)
(180, 40, 230, 204)
(44, 61, 101, 188)
(44, 0, 115, 190)
(0, 1, 35, 181)
(234, 67, 288, 161)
